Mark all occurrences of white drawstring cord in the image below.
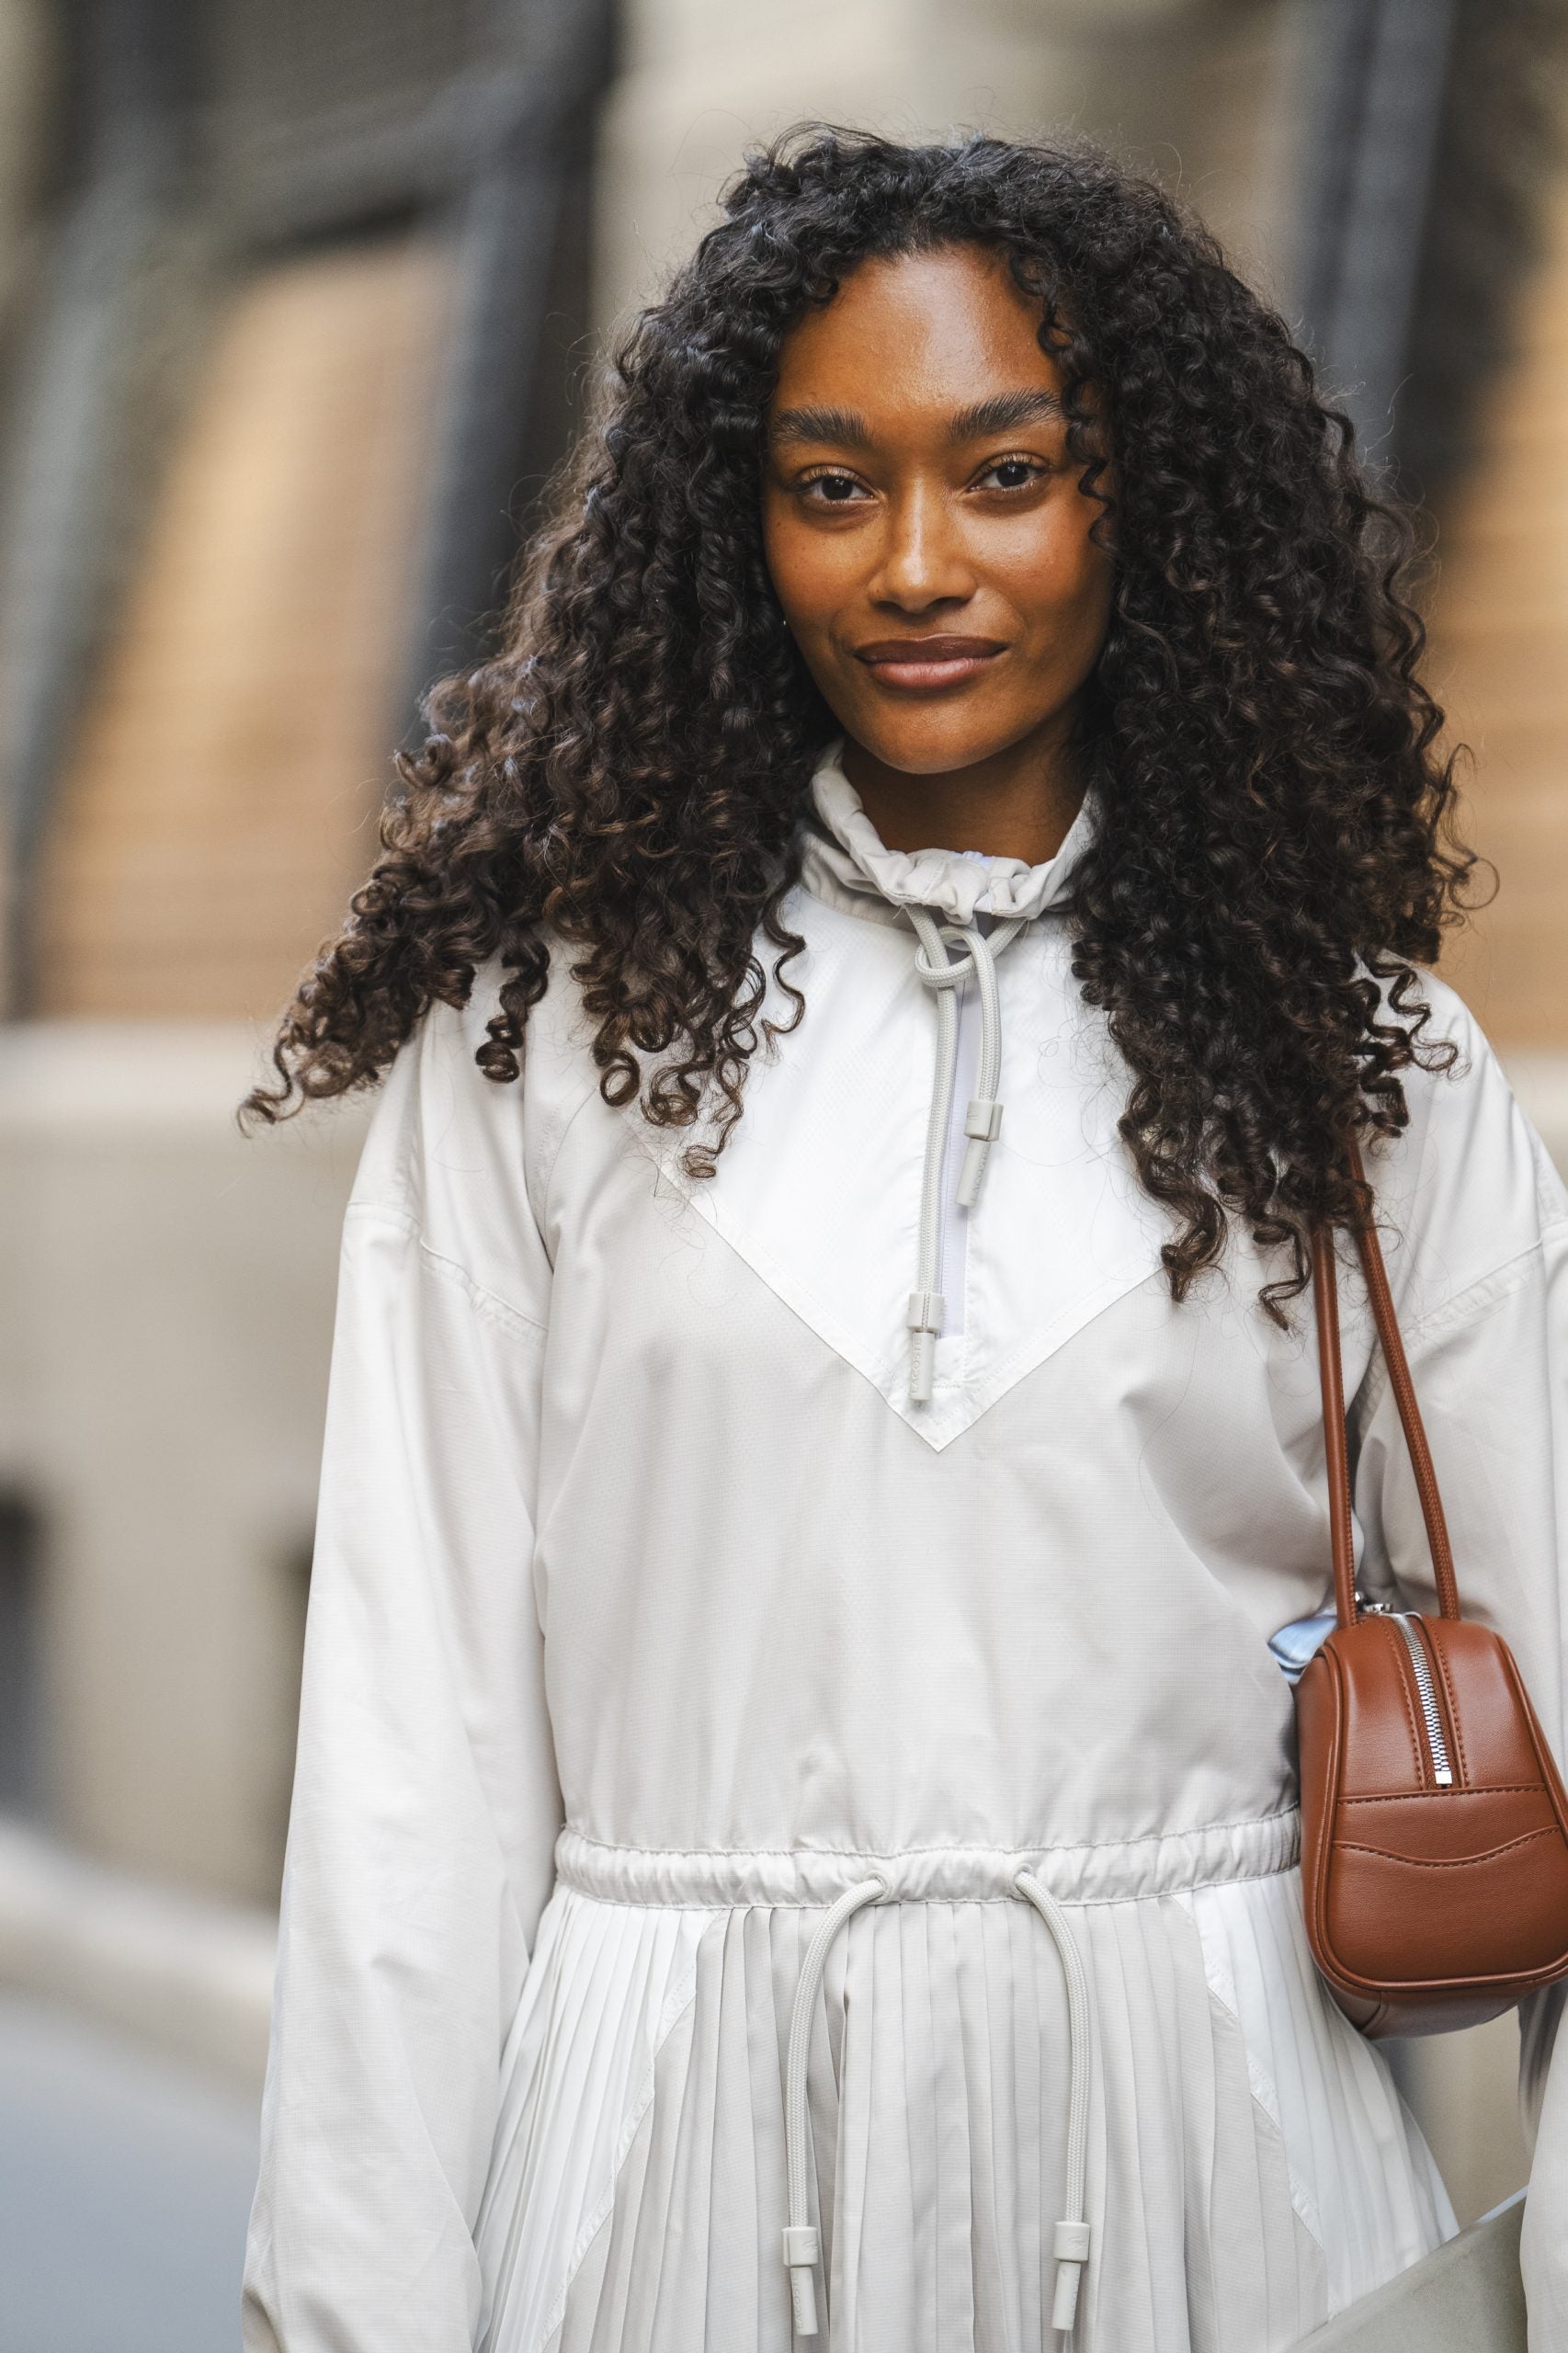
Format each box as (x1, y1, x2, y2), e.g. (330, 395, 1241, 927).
(1016, 1871, 1094, 2336)
(953, 907, 1009, 1210)
(904, 915, 959, 1407)
(903, 908, 1026, 1404)
(781, 1870, 1094, 2344)
(781, 1874, 888, 2336)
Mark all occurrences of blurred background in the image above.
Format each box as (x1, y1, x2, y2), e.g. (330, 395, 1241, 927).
(1, 1, 1566, 2344)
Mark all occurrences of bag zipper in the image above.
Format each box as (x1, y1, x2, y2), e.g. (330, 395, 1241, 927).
(1393, 1614, 1454, 1787)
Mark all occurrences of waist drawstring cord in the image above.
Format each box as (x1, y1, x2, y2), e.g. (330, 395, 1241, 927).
(903, 907, 1027, 1404)
(782, 1874, 888, 2336)
(780, 1872, 1094, 2342)
(1016, 1870, 1095, 2335)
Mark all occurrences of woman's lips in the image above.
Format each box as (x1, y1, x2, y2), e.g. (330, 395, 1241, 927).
(853, 637, 1006, 691)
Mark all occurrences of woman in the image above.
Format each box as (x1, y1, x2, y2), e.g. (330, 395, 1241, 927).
(240, 130, 1568, 2350)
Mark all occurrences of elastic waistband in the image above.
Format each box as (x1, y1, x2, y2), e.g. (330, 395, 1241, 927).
(554, 1809, 1300, 1910)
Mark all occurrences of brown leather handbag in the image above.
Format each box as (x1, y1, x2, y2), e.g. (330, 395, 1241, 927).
(1296, 1143, 1568, 2038)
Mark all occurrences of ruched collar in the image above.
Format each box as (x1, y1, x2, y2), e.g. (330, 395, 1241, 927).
(797, 737, 1095, 926)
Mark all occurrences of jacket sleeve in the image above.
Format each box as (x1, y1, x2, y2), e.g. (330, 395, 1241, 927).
(242, 1009, 563, 2351)
(1346, 1015, 1568, 2346)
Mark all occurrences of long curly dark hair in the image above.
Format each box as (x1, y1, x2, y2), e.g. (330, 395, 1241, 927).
(244, 126, 1476, 1314)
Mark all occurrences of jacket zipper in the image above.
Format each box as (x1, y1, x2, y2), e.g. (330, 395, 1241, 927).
(1393, 1614, 1454, 1787)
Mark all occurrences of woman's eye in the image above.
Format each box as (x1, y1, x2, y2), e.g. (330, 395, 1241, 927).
(977, 456, 1045, 492)
(801, 471, 869, 505)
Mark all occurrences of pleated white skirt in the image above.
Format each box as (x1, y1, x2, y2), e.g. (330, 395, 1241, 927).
(474, 1820, 1452, 2353)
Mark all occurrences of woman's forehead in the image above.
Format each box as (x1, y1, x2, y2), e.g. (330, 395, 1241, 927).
(768, 247, 1064, 436)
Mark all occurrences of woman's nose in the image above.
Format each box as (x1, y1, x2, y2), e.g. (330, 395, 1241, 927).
(868, 482, 974, 611)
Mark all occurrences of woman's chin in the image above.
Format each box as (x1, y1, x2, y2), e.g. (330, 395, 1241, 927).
(833, 698, 1029, 780)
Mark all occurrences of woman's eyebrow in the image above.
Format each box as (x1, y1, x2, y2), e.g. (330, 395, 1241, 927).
(947, 389, 1064, 438)
(769, 390, 1065, 450)
(769, 404, 870, 448)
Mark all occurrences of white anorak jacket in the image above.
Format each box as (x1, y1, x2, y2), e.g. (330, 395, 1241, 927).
(244, 744, 1568, 2352)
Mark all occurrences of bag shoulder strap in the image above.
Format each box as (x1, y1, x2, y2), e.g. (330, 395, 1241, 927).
(1312, 1134, 1461, 1631)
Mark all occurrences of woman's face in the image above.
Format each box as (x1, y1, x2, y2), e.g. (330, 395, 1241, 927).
(762, 244, 1113, 779)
